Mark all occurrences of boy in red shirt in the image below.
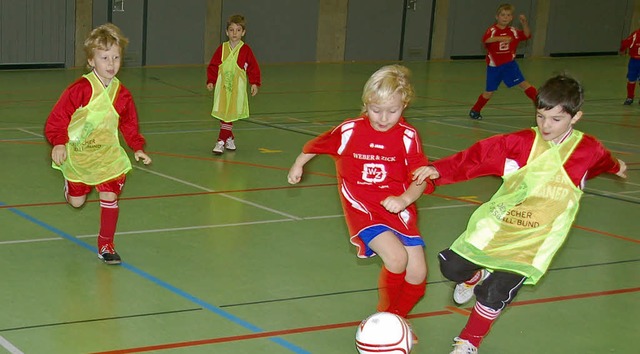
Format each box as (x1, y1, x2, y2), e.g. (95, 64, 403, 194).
(469, 3, 537, 120)
(206, 14, 261, 154)
(45, 23, 152, 264)
(288, 65, 434, 342)
(620, 27, 640, 104)
(414, 74, 627, 353)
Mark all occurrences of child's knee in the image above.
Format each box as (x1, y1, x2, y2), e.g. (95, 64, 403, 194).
(67, 197, 86, 208)
(475, 272, 525, 310)
(438, 249, 477, 283)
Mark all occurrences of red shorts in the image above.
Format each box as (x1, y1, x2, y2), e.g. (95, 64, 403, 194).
(65, 175, 126, 197)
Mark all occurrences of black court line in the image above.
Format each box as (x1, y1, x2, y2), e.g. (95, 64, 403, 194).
(0, 308, 202, 332)
(218, 258, 640, 309)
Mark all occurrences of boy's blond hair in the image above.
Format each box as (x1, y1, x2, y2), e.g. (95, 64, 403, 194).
(496, 3, 514, 15)
(83, 23, 128, 63)
(361, 65, 415, 114)
(227, 14, 246, 30)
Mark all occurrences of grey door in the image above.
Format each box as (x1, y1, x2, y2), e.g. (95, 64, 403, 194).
(401, 0, 434, 61)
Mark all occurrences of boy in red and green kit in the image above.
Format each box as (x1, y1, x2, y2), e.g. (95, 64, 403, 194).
(45, 23, 151, 264)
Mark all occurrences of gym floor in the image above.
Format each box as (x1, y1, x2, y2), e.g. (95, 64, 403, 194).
(0, 56, 638, 353)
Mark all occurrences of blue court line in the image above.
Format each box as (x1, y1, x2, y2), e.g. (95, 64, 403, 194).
(2, 202, 310, 354)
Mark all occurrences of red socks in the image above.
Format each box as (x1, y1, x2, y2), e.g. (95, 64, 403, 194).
(98, 199, 119, 248)
(377, 266, 426, 318)
(473, 86, 537, 114)
(459, 302, 501, 347)
(471, 94, 490, 112)
(524, 86, 538, 102)
(627, 82, 636, 99)
(392, 281, 426, 318)
(218, 122, 234, 142)
(377, 266, 405, 313)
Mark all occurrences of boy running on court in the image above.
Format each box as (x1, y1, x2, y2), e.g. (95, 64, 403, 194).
(620, 26, 640, 105)
(206, 14, 261, 154)
(45, 23, 152, 265)
(288, 65, 434, 342)
(414, 74, 627, 353)
(469, 3, 537, 120)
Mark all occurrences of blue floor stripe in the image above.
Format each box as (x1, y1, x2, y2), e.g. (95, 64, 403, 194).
(2, 203, 310, 354)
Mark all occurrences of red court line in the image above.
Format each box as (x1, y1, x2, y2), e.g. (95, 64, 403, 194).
(429, 193, 639, 244)
(91, 286, 640, 354)
(0, 183, 338, 209)
(573, 225, 640, 244)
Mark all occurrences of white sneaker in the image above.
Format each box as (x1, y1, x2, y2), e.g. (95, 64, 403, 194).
(225, 137, 236, 151)
(212, 140, 225, 154)
(450, 337, 478, 354)
(453, 269, 489, 305)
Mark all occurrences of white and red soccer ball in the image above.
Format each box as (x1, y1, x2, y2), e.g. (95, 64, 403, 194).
(355, 312, 413, 353)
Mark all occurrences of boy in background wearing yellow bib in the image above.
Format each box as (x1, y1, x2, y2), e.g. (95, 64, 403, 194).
(206, 14, 261, 155)
(413, 74, 627, 353)
(45, 23, 152, 265)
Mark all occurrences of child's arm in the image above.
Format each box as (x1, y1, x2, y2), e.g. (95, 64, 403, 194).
(519, 14, 531, 38)
(45, 78, 92, 165)
(616, 159, 627, 178)
(287, 152, 317, 184)
(485, 36, 512, 44)
(206, 46, 223, 91)
(117, 87, 150, 165)
(134, 150, 152, 165)
(380, 180, 427, 214)
(619, 31, 635, 54)
(245, 46, 261, 96)
(413, 166, 440, 184)
(51, 145, 67, 166)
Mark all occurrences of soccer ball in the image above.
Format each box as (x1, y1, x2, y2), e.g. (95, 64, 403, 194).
(355, 312, 413, 353)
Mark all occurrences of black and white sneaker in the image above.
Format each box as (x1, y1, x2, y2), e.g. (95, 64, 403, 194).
(469, 110, 483, 120)
(98, 243, 122, 265)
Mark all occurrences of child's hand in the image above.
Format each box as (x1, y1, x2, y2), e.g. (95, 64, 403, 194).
(250, 84, 259, 96)
(288, 165, 303, 184)
(51, 144, 67, 166)
(134, 150, 152, 165)
(616, 159, 627, 178)
(206, 83, 214, 91)
(519, 14, 528, 23)
(381, 195, 410, 214)
(412, 166, 440, 185)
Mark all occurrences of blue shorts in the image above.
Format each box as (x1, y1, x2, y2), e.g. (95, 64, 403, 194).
(356, 225, 425, 258)
(627, 58, 640, 82)
(486, 61, 526, 91)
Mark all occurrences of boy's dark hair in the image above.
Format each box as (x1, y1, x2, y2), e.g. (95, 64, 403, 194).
(536, 74, 584, 117)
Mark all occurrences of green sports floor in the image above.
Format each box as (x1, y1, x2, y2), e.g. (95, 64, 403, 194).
(0, 56, 638, 353)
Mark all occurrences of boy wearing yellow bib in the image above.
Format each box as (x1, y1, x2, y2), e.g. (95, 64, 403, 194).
(413, 74, 627, 353)
(206, 14, 261, 155)
(45, 24, 151, 265)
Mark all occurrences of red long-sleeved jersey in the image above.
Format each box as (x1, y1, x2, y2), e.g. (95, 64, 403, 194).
(45, 76, 146, 152)
(620, 29, 640, 59)
(206, 42, 261, 86)
(432, 129, 621, 189)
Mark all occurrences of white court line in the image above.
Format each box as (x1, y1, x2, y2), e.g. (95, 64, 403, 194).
(132, 165, 302, 220)
(16, 128, 43, 138)
(0, 336, 24, 354)
(0, 204, 476, 246)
